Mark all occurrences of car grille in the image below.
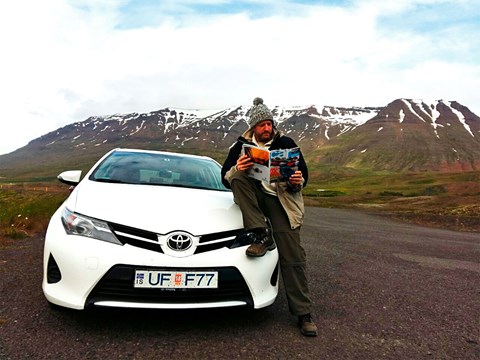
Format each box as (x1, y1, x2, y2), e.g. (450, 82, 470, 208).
(85, 265, 253, 307)
(108, 222, 243, 255)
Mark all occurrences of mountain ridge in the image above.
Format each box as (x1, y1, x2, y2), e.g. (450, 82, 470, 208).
(320, 99, 480, 171)
(1, 98, 479, 181)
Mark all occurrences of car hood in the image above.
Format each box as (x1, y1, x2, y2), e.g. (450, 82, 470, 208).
(65, 180, 243, 235)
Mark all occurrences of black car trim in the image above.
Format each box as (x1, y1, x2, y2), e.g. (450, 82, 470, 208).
(85, 265, 253, 308)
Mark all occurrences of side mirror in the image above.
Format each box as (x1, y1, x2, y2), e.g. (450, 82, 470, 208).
(57, 170, 82, 186)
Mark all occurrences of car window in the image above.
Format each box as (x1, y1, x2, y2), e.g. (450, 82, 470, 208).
(89, 151, 229, 191)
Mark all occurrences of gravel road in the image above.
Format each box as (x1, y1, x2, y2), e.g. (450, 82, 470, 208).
(1, 207, 479, 359)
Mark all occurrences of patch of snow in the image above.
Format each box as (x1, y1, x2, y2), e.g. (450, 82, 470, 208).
(181, 137, 194, 146)
(129, 120, 146, 136)
(445, 101, 474, 137)
(401, 99, 425, 122)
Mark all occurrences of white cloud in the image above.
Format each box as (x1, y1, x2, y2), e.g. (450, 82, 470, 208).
(0, 0, 479, 155)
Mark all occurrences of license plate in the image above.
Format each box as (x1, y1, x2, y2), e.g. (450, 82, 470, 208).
(134, 270, 218, 289)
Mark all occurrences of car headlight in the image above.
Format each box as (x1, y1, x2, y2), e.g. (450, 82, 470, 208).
(61, 207, 122, 245)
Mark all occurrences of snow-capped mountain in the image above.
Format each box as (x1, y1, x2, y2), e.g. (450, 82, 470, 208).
(320, 99, 480, 171)
(34, 103, 379, 152)
(0, 98, 479, 177)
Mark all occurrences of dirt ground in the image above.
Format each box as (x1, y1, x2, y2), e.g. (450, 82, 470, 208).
(304, 194, 480, 233)
(1, 207, 479, 359)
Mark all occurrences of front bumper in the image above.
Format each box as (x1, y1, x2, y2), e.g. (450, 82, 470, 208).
(42, 214, 279, 310)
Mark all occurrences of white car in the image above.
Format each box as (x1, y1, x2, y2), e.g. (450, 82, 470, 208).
(43, 148, 279, 310)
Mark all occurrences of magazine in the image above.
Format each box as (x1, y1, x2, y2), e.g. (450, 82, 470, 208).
(242, 144, 300, 183)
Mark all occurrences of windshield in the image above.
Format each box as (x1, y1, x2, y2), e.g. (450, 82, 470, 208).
(89, 150, 229, 191)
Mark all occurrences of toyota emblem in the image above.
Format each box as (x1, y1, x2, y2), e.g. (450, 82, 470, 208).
(166, 232, 193, 251)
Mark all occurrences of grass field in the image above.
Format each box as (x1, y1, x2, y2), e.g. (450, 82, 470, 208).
(0, 169, 478, 243)
(0, 184, 68, 242)
(303, 169, 480, 232)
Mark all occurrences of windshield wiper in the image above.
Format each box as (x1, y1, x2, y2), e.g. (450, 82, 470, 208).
(94, 178, 130, 184)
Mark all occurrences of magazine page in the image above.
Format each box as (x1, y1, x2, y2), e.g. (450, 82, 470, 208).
(242, 144, 301, 183)
(269, 147, 300, 182)
(242, 144, 271, 182)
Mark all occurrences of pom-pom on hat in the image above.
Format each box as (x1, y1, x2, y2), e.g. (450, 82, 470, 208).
(248, 97, 274, 129)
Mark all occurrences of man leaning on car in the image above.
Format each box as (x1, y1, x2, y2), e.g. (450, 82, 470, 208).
(221, 97, 318, 337)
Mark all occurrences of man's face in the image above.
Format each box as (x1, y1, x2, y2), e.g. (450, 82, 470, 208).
(253, 120, 274, 143)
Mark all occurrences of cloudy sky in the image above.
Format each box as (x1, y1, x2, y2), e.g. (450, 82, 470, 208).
(0, 0, 479, 155)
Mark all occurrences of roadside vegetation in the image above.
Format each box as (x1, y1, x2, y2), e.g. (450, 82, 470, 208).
(303, 168, 480, 232)
(0, 167, 478, 243)
(0, 184, 68, 243)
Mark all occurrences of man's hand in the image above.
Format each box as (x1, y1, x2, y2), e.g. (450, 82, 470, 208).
(288, 170, 303, 186)
(236, 155, 254, 171)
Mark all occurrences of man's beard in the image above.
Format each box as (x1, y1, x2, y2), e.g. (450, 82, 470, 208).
(258, 130, 273, 142)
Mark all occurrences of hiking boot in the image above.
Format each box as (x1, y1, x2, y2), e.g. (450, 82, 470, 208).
(298, 314, 318, 337)
(245, 228, 275, 257)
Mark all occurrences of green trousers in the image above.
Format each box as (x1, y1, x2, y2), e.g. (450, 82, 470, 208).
(229, 171, 313, 316)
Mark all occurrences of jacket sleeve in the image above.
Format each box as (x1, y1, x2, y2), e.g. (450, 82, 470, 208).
(298, 148, 309, 188)
(221, 141, 243, 189)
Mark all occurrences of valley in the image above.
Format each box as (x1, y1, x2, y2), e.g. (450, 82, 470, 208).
(0, 97, 479, 235)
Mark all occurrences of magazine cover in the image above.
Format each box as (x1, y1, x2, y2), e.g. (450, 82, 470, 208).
(242, 144, 300, 182)
(269, 147, 300, 182)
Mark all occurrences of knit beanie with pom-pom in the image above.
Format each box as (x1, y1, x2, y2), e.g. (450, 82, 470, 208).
(248, 97, 275, 129)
